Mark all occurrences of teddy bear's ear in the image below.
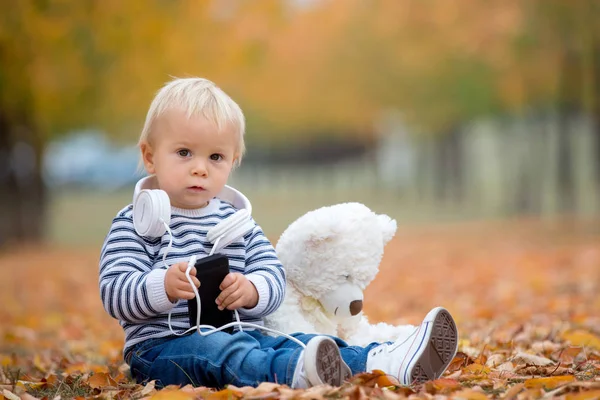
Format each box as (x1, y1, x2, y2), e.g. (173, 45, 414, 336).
(377, 214, 397, 245)
(306, 230, 336, 249)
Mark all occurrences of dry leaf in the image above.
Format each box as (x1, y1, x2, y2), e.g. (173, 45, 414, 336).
(1, 391, 19, 400)
(149, 389, 197, 400)
(511, 352, 554, 366)
(566, 389, 600, 400)
(485, 354, 505, 367)
(87, 372, 118, 389)
(451, 388, 489, 400)
(463, 363, 491, 375)
(141, 380, 157, 396)
(523, 375, 575, 390)
(206, 387, 244, 400)
(562, 330, 600, 351)
(500, 382, 524, 399)
(426, 378, 461, 394)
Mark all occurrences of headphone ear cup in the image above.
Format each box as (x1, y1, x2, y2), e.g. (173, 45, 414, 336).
(207, 209, 250, 243)
(207, 209, 254, 252)
(133, 189, 171, 237)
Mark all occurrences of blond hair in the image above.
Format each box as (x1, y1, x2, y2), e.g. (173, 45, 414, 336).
(139, 77, 246, 165)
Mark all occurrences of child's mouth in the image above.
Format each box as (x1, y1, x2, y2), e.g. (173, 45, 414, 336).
(188, 186, 206, 192)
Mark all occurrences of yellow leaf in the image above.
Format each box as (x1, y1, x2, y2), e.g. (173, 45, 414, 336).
(562, 330, 600, 351)
(566, 389, 600, 400)
(33, 354, 46, 373)
(451, 388, 488, 400)
(524, 375, 575, 390)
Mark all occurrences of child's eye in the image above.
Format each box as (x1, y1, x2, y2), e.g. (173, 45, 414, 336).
(210, 154, 223, 161)
(177, 149, 191, 157)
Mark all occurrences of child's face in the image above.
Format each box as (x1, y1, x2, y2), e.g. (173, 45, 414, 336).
(141, 109, 239, 209)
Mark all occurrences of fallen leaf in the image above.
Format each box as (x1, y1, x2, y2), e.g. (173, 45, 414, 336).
(554, 346, 584, 365)
(140, 380, 157, 396)
(149, 389, 197, 400)
(451, 388, 488, 400)
(524, 375, 575, 390)
(206, 387, 244, 400)
(485, 354, 505, 367)
(511, 352, 554, 366)
(426, 378, 460, 394)
(566, 389, 600, 400)
(500, 382, 524, 399)
(87, 372, 118, 389)
(562, 330, 600, 351)
(463, 363, 491, 375)
(1, 390, 19, 400)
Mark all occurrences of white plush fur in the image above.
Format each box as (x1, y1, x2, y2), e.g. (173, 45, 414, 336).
(264, 202, 416, 346)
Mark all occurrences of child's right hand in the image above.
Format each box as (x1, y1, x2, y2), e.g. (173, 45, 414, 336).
(165, 262, 201, 303)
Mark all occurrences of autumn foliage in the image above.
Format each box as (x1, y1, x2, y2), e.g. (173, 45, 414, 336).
(1, 219, 599, 399)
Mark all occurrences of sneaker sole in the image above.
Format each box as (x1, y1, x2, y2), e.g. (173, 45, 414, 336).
(305, 336, 344, 386)
(401, 307, 458, 385)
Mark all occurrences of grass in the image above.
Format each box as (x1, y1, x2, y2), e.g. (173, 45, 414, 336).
(44, 184, 477, 247)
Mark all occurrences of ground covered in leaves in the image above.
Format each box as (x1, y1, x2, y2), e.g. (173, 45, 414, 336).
(1, 218, 600, 399)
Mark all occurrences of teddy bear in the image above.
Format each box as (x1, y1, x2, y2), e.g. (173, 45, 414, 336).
(264, 202, 417, 346)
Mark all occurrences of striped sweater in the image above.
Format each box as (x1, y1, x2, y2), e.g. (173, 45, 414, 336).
(99, 198, 286, 357)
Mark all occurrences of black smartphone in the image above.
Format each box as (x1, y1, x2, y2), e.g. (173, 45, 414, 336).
(187, 254, 234, 333)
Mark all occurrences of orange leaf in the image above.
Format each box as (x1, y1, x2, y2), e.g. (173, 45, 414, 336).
(64, 362, 87, 375)
(431, 378, 460, 392)
(555, 346, 584, 364)
(450, 389, 488, 400)
(524, 375, 575, 390)
(149, 389, 197, 400)
(375, 373, 400, 387)
(447, 352, 470, 373)
(206, 387, 244, 400)
(462, 363, 491, 375)
(87, 372, 118, 389)
(90, 364, 109, 374)
(566, 389, 600, 400)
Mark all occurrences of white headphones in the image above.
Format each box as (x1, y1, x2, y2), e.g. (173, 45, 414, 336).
(132, 176, 254, 253)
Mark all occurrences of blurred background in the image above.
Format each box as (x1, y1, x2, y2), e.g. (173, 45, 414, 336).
(1, 0, 599, 248)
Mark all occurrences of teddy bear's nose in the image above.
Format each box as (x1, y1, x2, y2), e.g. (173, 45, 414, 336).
(349, 300, 363, 316)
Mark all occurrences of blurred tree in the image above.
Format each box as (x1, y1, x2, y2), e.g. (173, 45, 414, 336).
(1, 0, 599, 246)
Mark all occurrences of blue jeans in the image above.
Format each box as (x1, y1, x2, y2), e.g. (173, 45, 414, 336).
(128, 329, 379, 388)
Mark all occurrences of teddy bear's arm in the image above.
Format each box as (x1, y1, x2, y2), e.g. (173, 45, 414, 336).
(264, 304, 320, 336)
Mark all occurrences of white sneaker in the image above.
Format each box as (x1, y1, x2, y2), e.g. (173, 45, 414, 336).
(292, 336, 346, 388)
(366, 307, 458, 385)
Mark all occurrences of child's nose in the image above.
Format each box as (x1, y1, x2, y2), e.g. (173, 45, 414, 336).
(192, 160, 208, 176)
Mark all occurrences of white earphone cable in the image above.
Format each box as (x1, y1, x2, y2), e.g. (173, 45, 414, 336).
(165, 215, 306, 348)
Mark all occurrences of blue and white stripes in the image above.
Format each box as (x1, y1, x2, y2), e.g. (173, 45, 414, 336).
(99, 198, 286, 356)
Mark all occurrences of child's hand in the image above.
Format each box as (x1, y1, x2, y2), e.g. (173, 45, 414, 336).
(165, 262, 201, 303)
(216, 273, 258, 310)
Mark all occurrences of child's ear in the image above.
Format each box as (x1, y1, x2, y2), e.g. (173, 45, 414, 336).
(140, 142, 156, 174)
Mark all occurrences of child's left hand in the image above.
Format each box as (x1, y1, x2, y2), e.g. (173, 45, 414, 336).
(216, 273, 258, 310)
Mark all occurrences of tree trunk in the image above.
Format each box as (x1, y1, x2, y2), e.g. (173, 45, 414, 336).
(0, 110, 46, 248)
